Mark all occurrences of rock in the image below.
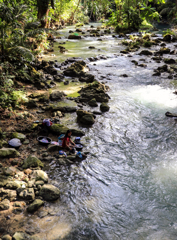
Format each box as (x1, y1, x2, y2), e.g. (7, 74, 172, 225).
(156, 47, 171, 55)
(68, 35, 82, 39)
(50, 91, 65, 101)
(12, 232, 31, 240)
(27, 199, 44, 213)
(11, 132, 26, 141)
(88, 98, 98, 107)
(18, 188, 35, 200)
(164, 58, 176, 64)
(70, 129, 85, 136)
(165, 111, 177, 117)
(0, 148, 20, 158)
(0, 176, 9, 187)
(23, 139, 30, 145)
(139, 50, 153, 55)
(76, 109, 95, 125)
(79, 73, 95, 83)
(0, 199, 10, 211)
(22, 155, 44, 169)
(39, 184, 60, 201)
(64, 61, 87, 77)
(100, 103, 110, 112)
(2, 234, 12, 240)
(26, 100, 38, 109)
(35, 180, 44, 186)
(47, 145, 60, 153)
(6, 180, 27, 189)
(163, 34, 171, 42)
(31, 170, 48, 183)
(50, 124, 68, 135)
(2, 166, 19, 176)
(0, 188, 17, 201)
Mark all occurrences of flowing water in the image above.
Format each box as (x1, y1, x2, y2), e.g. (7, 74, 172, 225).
(31, 24, 177, 239)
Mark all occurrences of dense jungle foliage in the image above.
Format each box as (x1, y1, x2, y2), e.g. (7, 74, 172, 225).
(0, 0, 177, 110)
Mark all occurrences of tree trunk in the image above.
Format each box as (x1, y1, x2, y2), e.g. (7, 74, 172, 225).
(70, 0, 81, 23)
(37, 0, 54, 28)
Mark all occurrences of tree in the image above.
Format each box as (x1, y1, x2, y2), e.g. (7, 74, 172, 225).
(37, 0, 54, 27)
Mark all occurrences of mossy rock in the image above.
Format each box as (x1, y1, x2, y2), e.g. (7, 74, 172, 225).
(50, 124, 69, 135)
(164, 58, 176, 64)
(11, 132, 26, 141)
(0, 148, 20, 158)
(88, 98, 98, 107)
(100, 102, 110, 112)
(27, 199, 44, 213)
(22, 155, 44, 169)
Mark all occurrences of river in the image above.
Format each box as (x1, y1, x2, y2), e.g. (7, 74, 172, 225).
(30, 23, 177, 239)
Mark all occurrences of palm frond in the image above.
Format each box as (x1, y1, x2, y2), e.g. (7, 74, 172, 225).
(8, 46, 34, 61)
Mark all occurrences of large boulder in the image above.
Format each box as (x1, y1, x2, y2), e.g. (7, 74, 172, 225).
(31, 170, 48, 183)
(0, 148, 20, 158)
(18, 188, 35, 200)
(27, 199, 44, 213)
(22, 155, 44, 169)
(0, 199, 10, 211)
(76, 109, 95, 126)
(39, 184, 60, 201)
(1, 234, 12, 240)
(78, 81, 110, 103)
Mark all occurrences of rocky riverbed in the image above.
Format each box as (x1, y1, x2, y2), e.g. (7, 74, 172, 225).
(1, 23, 177, 239)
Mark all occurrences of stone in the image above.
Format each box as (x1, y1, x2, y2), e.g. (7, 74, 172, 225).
(50, 124, 68, 135)
(70, 129, 85, 136)
(2, 167, 19, 176)
(27, 199, 44, 213)
(164, 58, 176, 64)
(64, 61, 87, 77)
(50, 91, 65, 101)
(22, 155, 44, 169)
(0, 188, 17, 201)
(100, 102, 110, 112)
(163, 34, 171, 42)
(0, 176, 9, 187)
(39, 184, 60, 201)
(0, 199, 10, 211)
(68, 35, 82, 39)
(77, 110, 95, 126)
(18, 188, 35, 200)
(31, 170, 48, 183)
(11, 132, 26, 141)
(35, 180, 44, 186)
(6, 180, 27, 189)
(139, 50, 153, 56)
(47, 145, 60, 153)
(88, 98, 98, 107)
(2, 234, 12, 240)
(12, 232, 31, 240)
(0, 148, 20, 158)
(79, 74, 95, 83)
(23, 139, 30, 145)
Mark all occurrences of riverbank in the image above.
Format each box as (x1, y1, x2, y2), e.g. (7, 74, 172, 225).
(1, 23, 177, 239)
